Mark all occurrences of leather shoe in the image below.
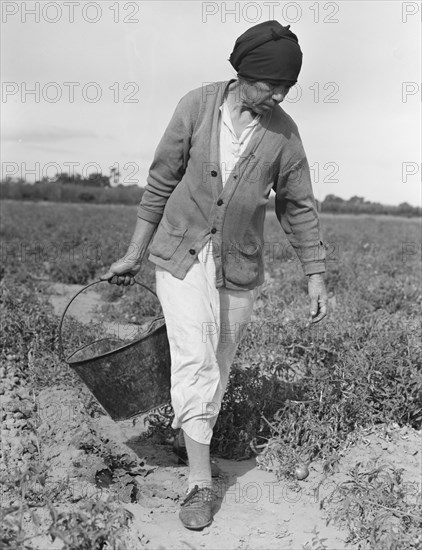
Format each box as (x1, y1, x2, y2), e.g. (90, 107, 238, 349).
(179, 485, 214, 530)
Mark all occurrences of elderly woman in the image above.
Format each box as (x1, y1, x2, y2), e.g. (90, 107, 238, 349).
(102, 20, 327, 530)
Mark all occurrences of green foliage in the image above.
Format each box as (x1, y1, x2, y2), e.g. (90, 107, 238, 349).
(211, 366, 285, 458)
(47, 499, 133, 550)
(0, 201, 150, 285)
(240, 306, 421, 466)
(0, 465, 132, 550)
(320, 459, 422, 549)
(1, 464, 47, 550)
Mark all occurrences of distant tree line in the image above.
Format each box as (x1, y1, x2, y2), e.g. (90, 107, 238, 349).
(37, 171, 113, 188)
(266, 194, 420, 218)
(318, 194, 421, 217)
(0, 172, 142, 205)
(1, 175, 420, 217)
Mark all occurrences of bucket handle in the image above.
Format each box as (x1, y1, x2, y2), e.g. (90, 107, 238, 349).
(57, 279, 159, 361)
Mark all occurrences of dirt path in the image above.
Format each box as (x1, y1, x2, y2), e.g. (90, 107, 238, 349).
(41, 282, 421, 549)
(95, 414, 421, 549)
(90, 413, 352, 550)
(49, 282, 149, 341)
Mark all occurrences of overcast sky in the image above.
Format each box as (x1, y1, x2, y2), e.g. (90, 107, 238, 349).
(1, 1, 421, 205)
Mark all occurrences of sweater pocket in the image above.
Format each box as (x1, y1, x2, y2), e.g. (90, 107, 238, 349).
(149, 217, 187, 260)
(223, 241, 262, 287)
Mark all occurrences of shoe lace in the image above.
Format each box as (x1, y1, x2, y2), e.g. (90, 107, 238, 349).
(182, 485, 213, 506)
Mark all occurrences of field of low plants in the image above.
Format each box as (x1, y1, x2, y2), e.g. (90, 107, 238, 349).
(1, 199, 421, 549)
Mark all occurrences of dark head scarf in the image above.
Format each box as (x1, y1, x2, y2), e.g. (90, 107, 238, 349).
(229, 20, 303, 85)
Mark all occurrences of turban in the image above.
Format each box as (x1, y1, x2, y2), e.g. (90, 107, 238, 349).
(229, 20, 303, 85)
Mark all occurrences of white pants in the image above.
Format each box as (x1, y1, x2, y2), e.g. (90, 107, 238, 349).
(155, 239, 258, 444)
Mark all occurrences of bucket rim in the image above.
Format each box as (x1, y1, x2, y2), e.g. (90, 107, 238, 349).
(106, 398, 172, 421)
(64, 316, 166, 367)
(58, 278, 162, 363)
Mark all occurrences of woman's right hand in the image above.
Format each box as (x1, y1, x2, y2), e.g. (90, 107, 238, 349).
(100, 255, 143, 286)
(101, 217, 157, 285)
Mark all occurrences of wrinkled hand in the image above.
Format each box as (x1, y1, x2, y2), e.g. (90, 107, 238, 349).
(100, 256, 142, 286)
(308, 274, 328, 323)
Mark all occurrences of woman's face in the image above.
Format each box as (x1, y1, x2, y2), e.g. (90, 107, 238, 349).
(240, 79, 291, 114)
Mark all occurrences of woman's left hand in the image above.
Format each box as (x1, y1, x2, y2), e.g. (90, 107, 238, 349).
(308, 274, 328, 323)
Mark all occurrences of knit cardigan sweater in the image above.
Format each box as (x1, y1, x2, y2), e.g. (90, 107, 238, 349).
(137, 79, 326, 290)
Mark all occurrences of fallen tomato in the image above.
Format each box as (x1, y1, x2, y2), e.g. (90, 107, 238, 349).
(294, 464, 309, 480)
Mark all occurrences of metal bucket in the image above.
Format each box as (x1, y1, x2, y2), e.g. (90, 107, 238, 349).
(58, 280, 171, 421)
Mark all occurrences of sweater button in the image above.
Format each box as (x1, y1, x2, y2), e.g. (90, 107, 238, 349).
(211, 228, 217, 234)
(217, 199, 223, 206)
(189, 249, 196, 255)
(211, 170, 218, 177)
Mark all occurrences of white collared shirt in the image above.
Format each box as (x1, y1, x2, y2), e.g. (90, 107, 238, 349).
(219, 99, 261, 186)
